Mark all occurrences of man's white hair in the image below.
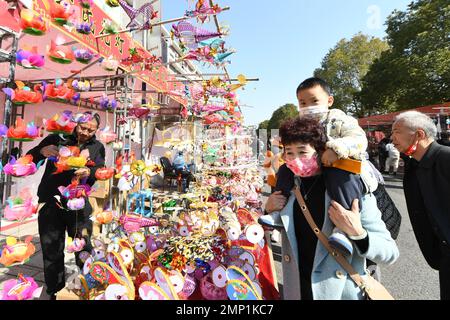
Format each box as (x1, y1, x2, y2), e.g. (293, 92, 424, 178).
(394, 111, 437, 139)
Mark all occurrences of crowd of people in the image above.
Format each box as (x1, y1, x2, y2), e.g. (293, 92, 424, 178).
(261, 77, 450, 300)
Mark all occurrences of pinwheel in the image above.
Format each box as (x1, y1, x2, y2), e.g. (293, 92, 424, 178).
(16, 46, 45, 69)
(19, 9, 47, 36)
(2, 155, 42, 177)
(0, 236, 36, 267)
(2, 82, 42, 105)
(6, 118, 39, 141)
(4, 188, 37, 221)
(98, 125, 117, 144)
(49, 0, 74, 26)
(101, 55, 119, 71)
(74, 48, 95, 64)
(44, 111, 76, 135)
(47, 39, 75, 64)
(76, 22, 93, 35)
(119, 0, 158, 30)
(0, 274, 43, 300)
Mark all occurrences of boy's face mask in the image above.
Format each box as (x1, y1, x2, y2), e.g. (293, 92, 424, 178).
(285, 154, 321, 177)
(298, 104, 329, 119)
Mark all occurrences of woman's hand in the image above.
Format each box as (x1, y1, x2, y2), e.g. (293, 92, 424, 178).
(328, 199, 365, 237)
(265, 191, 287, 214)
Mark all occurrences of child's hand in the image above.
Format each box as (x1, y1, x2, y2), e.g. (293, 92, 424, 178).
(321, 148, 339, 166)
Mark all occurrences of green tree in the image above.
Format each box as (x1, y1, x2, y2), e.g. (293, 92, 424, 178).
(258, 120, 269, 130)
(267, 103, 298, 130)
(314, 33, 389, 117)
(358, 0, 450, 114)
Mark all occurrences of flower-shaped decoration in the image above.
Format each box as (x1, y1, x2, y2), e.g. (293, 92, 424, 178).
(20, 9, 47, 36)
(2, 155, 41, 177)
(74, 48, 95, 64)
(44, 110, 76, 135)
(0, 236, 36, 267)
(7, 118, 39, 141)
(71, 79, 91, 91)
(78, 0, 93, 9)
(102, 19, 118, 34)
(42, 79, 79, 104)
(16, 46, 45, 69)
(105, 0, 119, 7)
(75, 22, 92, 35)
(0, 274, 43, 300)
(53, 146, 89, 174)
(50, 0, 73, 26)
(101, 55, 119, 72)
(58, 178, 92, 210)
(2, 82, 42, 105)
(47, 40, 75, 64)
(99, 94, 118, 110)
(98, 125, 117, 144)
(4, 188, 37, 221)
(95, 167, 115, 180)
(66, 237, 86, 253)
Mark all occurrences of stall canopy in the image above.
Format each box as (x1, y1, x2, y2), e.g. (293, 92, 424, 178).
(358, 102, 450, 127)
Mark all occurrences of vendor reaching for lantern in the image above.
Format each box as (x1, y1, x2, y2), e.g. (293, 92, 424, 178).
(26, 111, 105, 300)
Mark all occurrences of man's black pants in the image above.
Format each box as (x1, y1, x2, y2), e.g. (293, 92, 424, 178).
(38, 200, 93, 295)
(440, 243, 450, 300)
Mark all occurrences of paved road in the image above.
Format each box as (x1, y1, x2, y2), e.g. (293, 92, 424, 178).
(266, 174, 440, 300)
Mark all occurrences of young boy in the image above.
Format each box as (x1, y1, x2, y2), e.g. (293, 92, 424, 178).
(275, 77, 378, 255)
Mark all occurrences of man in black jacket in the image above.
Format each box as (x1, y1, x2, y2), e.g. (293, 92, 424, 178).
(27, 112, 105, 299)
(392, 111, 450, 300)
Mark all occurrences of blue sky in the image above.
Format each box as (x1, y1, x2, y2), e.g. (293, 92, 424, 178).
(163, 0, 413, 126)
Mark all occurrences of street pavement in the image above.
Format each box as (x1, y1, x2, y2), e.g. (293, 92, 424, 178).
(0, 174, 441, 300)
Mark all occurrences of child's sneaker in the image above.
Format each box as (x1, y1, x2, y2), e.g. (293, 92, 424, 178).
(328, 227, 353, 256)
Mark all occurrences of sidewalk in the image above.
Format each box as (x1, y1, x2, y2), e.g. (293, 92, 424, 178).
(0, 217, 76, 300)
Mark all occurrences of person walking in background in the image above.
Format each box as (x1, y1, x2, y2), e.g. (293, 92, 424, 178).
(385, 142, 400, 175)
(378, 137, 390, 172)
(391, 111, 450, 300)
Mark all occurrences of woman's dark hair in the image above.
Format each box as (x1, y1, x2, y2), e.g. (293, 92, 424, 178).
(279, 117, 326, 152)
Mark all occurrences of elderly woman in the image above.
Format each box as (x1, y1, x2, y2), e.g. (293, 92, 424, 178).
(261, 117, 399, 300)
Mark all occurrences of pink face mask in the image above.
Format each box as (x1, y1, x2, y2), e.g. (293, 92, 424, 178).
(285, 154, 320, 177)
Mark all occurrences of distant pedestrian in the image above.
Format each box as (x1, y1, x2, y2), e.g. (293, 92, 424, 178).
(392, 111, 450, 300)
(378, 137, 390, 172)
(385, 142, 400, 175)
